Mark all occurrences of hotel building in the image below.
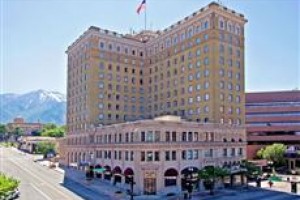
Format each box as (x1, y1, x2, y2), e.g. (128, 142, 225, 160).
(61, 2, 248, 195)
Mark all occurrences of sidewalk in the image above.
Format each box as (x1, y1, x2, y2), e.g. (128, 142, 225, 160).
(63, 167, 131, 200)
(62, 167, 242, 200)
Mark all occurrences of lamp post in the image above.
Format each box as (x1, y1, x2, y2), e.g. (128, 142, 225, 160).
(186, 167, 194, 199)
(127, 175, 135, 200)
(89, 152, 95, 179)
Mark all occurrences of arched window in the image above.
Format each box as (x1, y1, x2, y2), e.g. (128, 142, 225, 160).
(164, 168, 178, 186)
(219, 18, 224, 29)
(228, 21, 233, 32)
(188, 27, 193, 38)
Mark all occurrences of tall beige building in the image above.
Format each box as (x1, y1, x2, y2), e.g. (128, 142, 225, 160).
(66, 2, 247, 132)
(62, 2, 248, 195)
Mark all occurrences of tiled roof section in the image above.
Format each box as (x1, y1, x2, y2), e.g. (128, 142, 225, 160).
(246, 90, 300, 103)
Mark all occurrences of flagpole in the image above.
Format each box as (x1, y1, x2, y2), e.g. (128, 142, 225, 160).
(144, 1, 147, 30)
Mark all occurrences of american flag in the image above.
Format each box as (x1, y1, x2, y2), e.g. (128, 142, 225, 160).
(137, 0, 146, 14)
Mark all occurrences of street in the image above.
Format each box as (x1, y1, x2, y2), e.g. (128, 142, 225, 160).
(1, 146, 300, 200)
(0, 146, 111, 200)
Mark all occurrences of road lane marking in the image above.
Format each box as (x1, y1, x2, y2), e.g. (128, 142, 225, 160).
(8, 157, 73, 200)
(30, 183, 52, 200)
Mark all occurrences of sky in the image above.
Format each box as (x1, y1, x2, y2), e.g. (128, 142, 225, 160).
(1, 0, 299, 94)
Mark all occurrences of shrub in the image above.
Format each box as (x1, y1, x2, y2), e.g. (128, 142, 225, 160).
(0, 173, 19, 198)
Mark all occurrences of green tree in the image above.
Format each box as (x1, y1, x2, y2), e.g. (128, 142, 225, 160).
(257, 143, 286, 166)
(43, 123, 57, 130)
(14, 127, 23, 136)
(41, 126, 65, 137)
(198, 166, 229, 195)
(0, 124, 6, 135)
(34, 141, 56, 155)
(0, 173, 20, 198)
(241, 160, 262, 183)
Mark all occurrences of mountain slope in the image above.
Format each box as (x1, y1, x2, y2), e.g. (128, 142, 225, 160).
(0, 90, 66, 125)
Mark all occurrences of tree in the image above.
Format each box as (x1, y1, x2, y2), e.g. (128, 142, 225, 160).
(0, 124, 6, 135)
(0, 173, 20, 198)
(198, 166, 229, 195)
(40, 124, 65, 137)
(14, 127, 23, 136)
(43, 123, 57, 130)
(34, 141, 56, 155)
(241, 160, 262, 182)
(257, 143, 286, 166)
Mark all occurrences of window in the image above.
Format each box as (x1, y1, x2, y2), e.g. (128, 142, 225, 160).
(147, 151, 153, 161)
(220, 81, 224, 89)
(196, 49, 201, 56)
(146, 131, 154, 142)
(188, 85, 193, 93)
(98, 82, 104, 88)
(196, 60, 201, 68)
(141, 152, 145, 161)
(100, 42, 105, 49)
(193, 150, 199, 159)
(141, 131, 145, 142)
(188, 132, 193, 142)
(205, 149, 213, 158)
(172, 132, 176, 142)
(165, 151, 170, 161)
(204, 58, 209, 66)
(171, 151, 176, 160)
(219, 20, 224, 29)
(204, 45, 209, 53)
(223, 148, 228, 157)
(204, 81, 209, 89)
(154, 151, 160, 161)
(204, 93, 210, 101)
(236, 107, 241, 115)
(238, 148, 243, 156)
(231, 148, 235, 157)
(182, 150, 186, 160)
(187, 150, 193, 160)
(204, 34, 209, 40)
(182, 132, 187, 142)
(204, 106, 209, 113)
(228, 82, 233, 90)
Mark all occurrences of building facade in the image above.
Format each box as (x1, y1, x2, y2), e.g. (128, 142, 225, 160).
(6, 117, 43, 136)
(62, 2, 247, 195)
(246, 90, 300, 159)
(61, 116, 246, 195)
(66, 2, 247, 130)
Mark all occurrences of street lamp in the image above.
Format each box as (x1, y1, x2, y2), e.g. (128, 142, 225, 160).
(127, 175, 135, 200)
(184, 167, 194, 199)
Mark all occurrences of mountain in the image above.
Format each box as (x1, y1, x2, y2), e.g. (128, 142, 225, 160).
(0, 90, 66, 125)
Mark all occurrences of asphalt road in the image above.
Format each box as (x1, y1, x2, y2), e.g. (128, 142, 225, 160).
(0, 146, 111, 200)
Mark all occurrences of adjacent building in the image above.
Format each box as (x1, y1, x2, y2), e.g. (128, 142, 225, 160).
(61, 2, 247, 195)
(246, 90, 300, 159)
(6, 117, 43, 135)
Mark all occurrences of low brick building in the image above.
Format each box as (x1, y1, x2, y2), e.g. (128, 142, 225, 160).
(6, 117, 43, 136)
(60, 116, 246, 195)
